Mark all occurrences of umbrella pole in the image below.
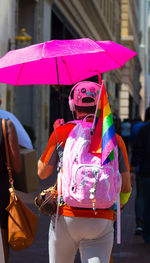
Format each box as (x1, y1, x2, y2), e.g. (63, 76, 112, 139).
(61, 57, 73, 84)
(55, 57, 59, 85)
(97, 72, 101, 85)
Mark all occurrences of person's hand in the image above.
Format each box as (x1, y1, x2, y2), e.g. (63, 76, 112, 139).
(53, 119, 65, 129)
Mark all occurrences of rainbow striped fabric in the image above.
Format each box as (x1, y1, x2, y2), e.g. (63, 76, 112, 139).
(89, 82, 117, 165)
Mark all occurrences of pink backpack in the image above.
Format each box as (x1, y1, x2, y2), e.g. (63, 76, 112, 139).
(59, 120, 121, 211)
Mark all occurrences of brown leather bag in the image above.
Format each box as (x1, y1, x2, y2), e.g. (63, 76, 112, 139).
(5, 190, 38, 251)
(2, 119, 38, 251)
(34, 184, 57, 216)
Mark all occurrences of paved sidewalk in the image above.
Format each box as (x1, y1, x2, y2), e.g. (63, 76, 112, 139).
(8, 172, 150, 263)
(113, 187, 150, 263)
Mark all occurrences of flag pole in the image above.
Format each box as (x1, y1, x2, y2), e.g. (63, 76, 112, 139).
(92, 71, 103, 131)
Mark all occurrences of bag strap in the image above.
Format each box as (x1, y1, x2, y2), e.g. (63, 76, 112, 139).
(2, 119, 14, 189)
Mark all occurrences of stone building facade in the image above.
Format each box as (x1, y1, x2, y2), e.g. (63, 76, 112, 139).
(120, 0, 141, 120)
(138, 0, 150, 118)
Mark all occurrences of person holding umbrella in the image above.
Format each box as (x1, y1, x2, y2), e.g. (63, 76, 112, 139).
(38, 81, 131, 263)
(0, 117, 22, 263)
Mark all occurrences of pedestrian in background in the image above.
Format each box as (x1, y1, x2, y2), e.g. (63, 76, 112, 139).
(0, 117, 22, 263)
(113, 114, 121, 135)
(121, 118, 131, 152)
(131, 106, 150, 244)
(130, 117, 147, 235)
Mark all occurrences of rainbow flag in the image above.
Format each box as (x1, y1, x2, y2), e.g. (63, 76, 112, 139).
(89, 82, 117, 165)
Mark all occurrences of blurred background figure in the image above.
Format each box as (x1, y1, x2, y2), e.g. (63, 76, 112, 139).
(121, 118, 131, 152)
(131, 106, 150, 244)
(130, 117, 146, 235)
(113, 114, 121, 135)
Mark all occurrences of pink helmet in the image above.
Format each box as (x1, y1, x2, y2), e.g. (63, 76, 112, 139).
(69, 81, 100, 111)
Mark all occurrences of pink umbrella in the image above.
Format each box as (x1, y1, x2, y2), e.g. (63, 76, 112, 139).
(0, 38, 137, 85)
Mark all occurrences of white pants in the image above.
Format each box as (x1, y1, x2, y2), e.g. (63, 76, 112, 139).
(49, 215, 114, 263)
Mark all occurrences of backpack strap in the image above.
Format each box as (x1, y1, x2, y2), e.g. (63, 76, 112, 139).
(66, 120, 82, 125)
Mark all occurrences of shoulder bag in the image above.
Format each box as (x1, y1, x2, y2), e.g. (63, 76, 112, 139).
(2, 119, 38, 251)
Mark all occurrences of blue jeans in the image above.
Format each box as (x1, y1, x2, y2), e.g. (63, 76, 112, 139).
(141, 177, 150, 243)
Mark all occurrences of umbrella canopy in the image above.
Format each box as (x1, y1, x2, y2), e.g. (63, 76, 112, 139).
(0, 110, 33, 149)
(0, 38, 137, 85)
